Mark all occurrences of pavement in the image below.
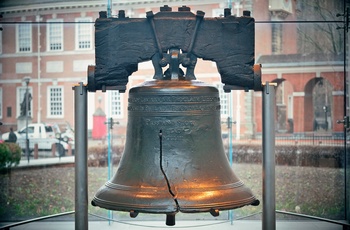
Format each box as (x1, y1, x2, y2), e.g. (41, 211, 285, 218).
(16, 155, 75, 168)
(0, 220, 343, 230)
(12, 138, 108, 169)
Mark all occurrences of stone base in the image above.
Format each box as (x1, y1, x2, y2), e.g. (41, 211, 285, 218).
(17, 116, 32, 130)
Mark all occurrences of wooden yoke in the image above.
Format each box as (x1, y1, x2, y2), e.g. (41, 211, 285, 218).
(87, 5, 261, 92)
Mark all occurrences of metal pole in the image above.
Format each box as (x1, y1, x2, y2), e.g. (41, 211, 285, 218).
(107, 117, 112, 224)
(36, 15, 42, 123)
(23, 77, 30, 163)
(227, 0, 232, 9)
(228, 116, 233, 225)
(107, 118, 112, 180)
(228, 91, 234, 224)
(262, 82, 276, 230)
(107, 0, 112, 18)
(74, 82, 88, 230)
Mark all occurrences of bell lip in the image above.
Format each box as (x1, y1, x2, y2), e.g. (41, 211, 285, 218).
(91, 183, 178, 213)
(91, 196, 178, 214)
(91, 181, 259, 214)
(177, 196, 259, 213)
(91, 195, 259, 214)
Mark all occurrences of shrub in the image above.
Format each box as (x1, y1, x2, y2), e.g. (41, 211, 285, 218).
(225, 144, 344, 168)
(0, 142, 21, 169)
(87, 145, 123, 167)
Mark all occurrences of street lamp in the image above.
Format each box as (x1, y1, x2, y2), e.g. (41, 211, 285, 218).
(23, 76, 31, 163)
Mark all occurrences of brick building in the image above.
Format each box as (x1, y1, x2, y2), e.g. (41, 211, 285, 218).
(0, 0, 344, 142)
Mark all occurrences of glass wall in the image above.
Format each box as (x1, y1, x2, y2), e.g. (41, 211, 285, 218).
(0, 0, 347, 229)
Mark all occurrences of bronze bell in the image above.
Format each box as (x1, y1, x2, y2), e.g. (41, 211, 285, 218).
(91, 80, 259, 225)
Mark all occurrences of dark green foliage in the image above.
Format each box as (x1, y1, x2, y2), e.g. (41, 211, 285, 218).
(228, 144, 344, 168)
(0, 143, 21, 169)
(87, 145, 123, 167)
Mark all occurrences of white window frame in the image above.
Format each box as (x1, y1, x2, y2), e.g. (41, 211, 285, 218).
(108, 90, 124, 118)
(212, 8, 225, 17)
(16, 87, 33, 118)
(75, 17, 93, 50)
(16, 22, 32, 53)
(47, 86, 64, 118)
(0, 88, 2, 119)
(216, 83, 229, 117)
(276, 81, 285, 105)
(47, 19, 63, 51)
(288, 95, 293, 119)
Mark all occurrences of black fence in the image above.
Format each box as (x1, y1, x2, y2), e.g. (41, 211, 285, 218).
(275, 133, 344, 146)
(226, 132, 345, 147)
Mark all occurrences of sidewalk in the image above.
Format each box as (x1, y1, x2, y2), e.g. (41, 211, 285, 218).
(13, 137, 106, 169)
(0, 220, 343, 230)
(15, 155, 75, 169)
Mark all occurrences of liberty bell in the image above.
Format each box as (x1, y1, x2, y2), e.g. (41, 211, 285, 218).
(90, 6, 261, 226)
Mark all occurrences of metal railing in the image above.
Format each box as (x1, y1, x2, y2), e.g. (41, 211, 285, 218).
(226, 133, 345, 146)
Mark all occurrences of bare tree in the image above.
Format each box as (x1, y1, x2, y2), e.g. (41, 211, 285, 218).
(296, 0, 343, 55)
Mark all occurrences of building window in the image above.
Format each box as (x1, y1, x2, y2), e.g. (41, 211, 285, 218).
(212, 8, 225, 17)
(109, 90, 123, 118)
(7, 107, 11, 118)
(16, 62, 32, 74)
(276, 82, 284, 105)
(73, 59, 94, 72)
(76, 18, 92, 50)
(0, 88, 2, 119)
(17, 87, 33, 118)
(17, 23, 32, 52)
(216, 83, 229, 116)
(47, 19, 63, 51)
(271, 23, 282, 54)
(48, 86, 63, 118)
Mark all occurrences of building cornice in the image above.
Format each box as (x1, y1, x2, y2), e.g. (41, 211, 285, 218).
(0, 77, 87, 84)
(261, 66, 344, 75)
(0, 50, 95, 58)
(0, 0, 221, 17)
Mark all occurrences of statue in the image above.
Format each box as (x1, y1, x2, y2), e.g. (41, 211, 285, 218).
(20, 91, 32, 116)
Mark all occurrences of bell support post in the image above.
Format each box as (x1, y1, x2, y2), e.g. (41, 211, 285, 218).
(262, 82, 277, 230)
(73, 83, 88, 230)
